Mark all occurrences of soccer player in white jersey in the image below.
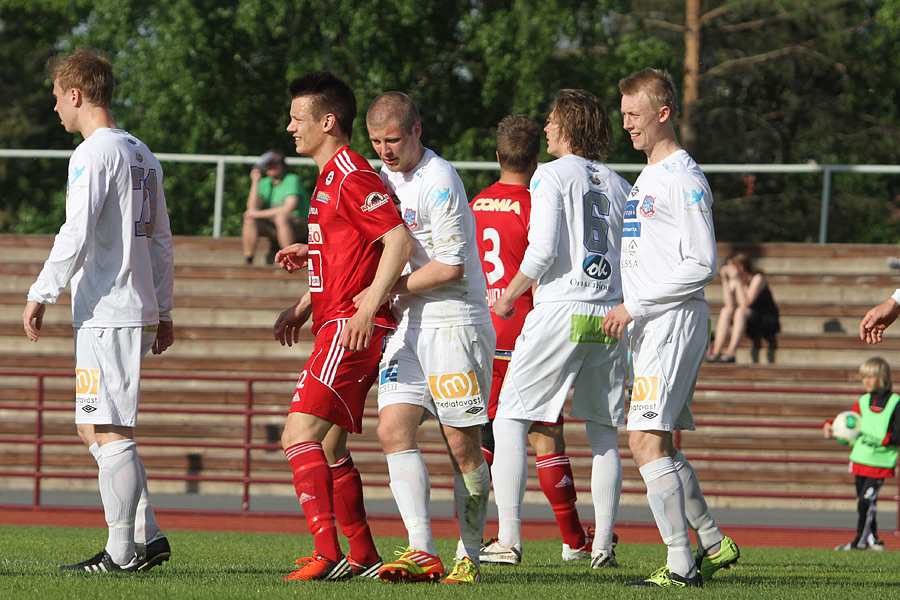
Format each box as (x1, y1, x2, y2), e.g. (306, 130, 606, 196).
(23, 48, 174, 573)
(602, 67, 740, 587)
(489, 89, 630, 570)
(365, 92, 495, 584)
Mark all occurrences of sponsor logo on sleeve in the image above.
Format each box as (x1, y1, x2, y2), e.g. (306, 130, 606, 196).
(639, 195, 656, 217)
(530, 177, 541, 193)
(361, 191, 390, 212)
(684, 188, 710, 214)
(315, 190, 331, 204)
(135, 151, 144, 164)
(428, 187, 451, 207)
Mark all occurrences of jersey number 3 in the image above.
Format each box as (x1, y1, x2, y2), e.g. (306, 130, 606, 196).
(482, 227, 505, 285)
(132, 166, 159, 238)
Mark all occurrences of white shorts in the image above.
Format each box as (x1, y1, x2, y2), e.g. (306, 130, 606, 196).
(495, 301, 627, 426)
(74, 326, 156, 427)
(626, 300, 710, 432)
(377, 322, 495, 428)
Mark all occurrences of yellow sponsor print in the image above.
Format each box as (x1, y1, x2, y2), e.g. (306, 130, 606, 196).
(631, 376, 659, 403)
(428, 371, 480, 400)
(75, 369, 100, 396)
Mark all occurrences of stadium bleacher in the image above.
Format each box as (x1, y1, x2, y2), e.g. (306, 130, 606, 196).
(2, 234, 898, 510)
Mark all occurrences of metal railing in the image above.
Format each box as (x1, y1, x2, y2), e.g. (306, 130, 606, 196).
(3, 149, 900, 243)
(1, 369, 895, 529)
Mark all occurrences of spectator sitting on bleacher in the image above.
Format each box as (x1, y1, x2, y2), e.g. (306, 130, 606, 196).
(706, 252, 780, 363)
(242, 150, 309, 264)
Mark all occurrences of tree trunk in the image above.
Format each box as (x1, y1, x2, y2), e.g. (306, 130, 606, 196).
(682, 0, 701, 155)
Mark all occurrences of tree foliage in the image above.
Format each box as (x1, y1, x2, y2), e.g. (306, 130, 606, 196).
(2, 0, 900, 242)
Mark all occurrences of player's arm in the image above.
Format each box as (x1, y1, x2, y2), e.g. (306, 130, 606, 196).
(859, 290, 900, 344)
(624, 175, 716, 319)
(149, 174, 175, 355)
(493, 269, 535, 320)
(25, 155, 106, 331)
(274, 291, 312, 347)
(275, 243, 310, 273)
(343, 226, 414, 351)
(494, 168, 561, 318)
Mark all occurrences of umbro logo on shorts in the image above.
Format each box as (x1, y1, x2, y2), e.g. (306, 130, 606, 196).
(465, 406, 484, 415)
(81, 405, 98, 413)
(642, 411, 658, 419)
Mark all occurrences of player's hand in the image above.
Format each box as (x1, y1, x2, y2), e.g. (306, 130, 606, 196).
(601, 303, 633, 340)
(23, 301, 45, 342)
(341, 311, 374, 352)
(274, 301, 312, 346)
(822, 421, 834, 439)
(352, 286, 371, 309)
(275, 243, 310, 273)
(152, 319, 175, 355)
(492, 296, 515, 320)
(860, 297, 900, 345)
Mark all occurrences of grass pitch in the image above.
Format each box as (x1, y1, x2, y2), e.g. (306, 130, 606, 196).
(1, 525, 899, 599)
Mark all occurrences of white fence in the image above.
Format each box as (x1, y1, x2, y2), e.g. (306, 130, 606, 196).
(3, 149, 900, 243)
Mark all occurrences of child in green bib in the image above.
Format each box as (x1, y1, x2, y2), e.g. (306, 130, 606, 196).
(823, 357, 900, 551)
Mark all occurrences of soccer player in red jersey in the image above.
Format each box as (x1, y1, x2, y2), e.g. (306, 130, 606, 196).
(273, 71, 414, 582)
(471, 115, 596, 565)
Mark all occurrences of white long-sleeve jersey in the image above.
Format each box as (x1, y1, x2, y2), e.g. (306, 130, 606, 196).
(28, 128, 174, 328)
(620, 149, 717, 319)
(519, 154, 630, 305)
(379, 148, 490, 328)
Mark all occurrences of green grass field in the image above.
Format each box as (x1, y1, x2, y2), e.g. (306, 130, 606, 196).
(2, 525, 899, 599)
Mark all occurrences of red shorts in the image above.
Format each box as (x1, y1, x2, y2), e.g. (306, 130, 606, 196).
(289, 321, 387, 434)
(490, 349, 561, 426)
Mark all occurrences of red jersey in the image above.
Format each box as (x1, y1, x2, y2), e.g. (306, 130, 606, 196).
(470, 181, 533, 351)
(307, 146, 404, 334)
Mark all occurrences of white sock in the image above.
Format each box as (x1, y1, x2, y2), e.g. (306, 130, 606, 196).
(98, 439, 141, 566)
(135, 457, 162, 544)
(673, 450, 723, 554)
(585, 421, 621, 553)
(455, 461, 490, 566)
(639, 457, 694, 577)
(386, 449, 436, 556)
(92, 442, 160, 545)
(490, 418, 531, 548)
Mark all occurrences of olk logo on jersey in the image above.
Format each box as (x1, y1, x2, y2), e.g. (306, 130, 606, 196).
(429, 370, 480, 400)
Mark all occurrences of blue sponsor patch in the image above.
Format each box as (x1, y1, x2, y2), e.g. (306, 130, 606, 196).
(623, 222, 642, 237)
(429, 187, 450, 207)
(624, 200, 638, 220)
(530, 177, 541, 193)
(582, 254, 612, 280)
(684, 188, 704, 206)
(380, 360, 399, 385)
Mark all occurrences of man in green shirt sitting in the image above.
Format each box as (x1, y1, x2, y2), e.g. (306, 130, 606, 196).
(242, 150, 309, 264)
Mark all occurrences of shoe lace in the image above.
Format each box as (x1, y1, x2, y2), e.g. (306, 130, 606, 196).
(450, 558, 475, 576)
(293, 555, 314, 566)
(392, 546, 413, 558)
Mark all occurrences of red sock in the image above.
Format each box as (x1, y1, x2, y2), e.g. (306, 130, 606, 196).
(481, 446, 494, 468)
(330, 453, 379, 564)
(285, 441, 341, 561)
(537, 453, 585, 549)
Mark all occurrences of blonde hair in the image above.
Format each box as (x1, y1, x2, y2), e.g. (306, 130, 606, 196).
(859, 357, 892, 392)
(47, 47, 114, 109)
(618, 67, 679, 119)
(366, 91, 420, 133)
